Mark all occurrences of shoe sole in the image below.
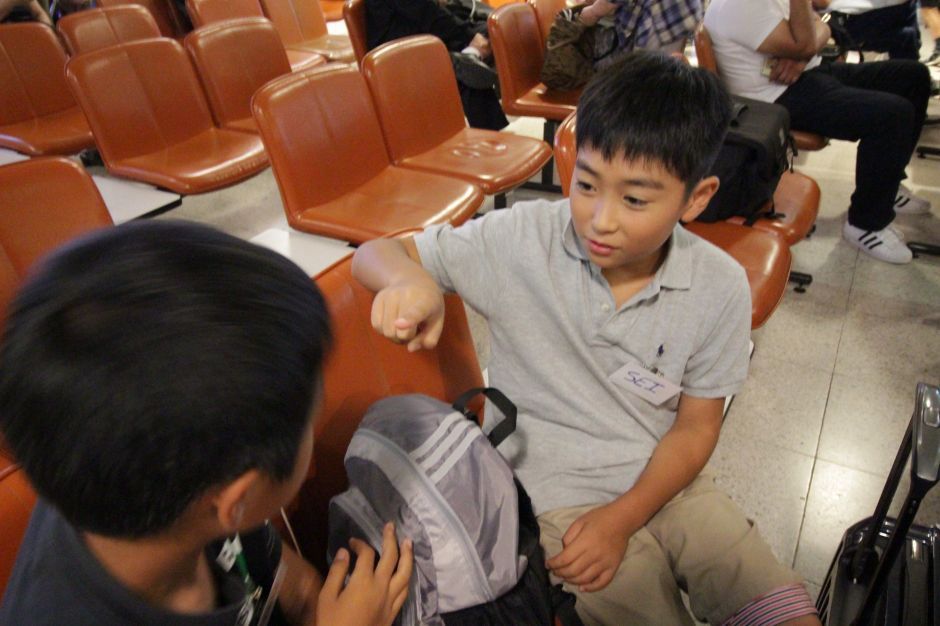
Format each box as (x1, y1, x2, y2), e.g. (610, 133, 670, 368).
(894, 196, 932, 215)
(451, 54, 498, 91)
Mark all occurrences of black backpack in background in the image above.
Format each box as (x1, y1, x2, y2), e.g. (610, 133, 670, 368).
(698, 95, 793, 224)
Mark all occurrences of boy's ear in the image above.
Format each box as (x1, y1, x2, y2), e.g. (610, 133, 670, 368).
(212, 469, 263, 532)
(679, 176, 720, 224)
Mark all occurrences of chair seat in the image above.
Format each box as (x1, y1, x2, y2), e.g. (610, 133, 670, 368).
(792, 130, 828, 152)
(726, 171, 820, 246)
(683, 221, 791, 329)
(223, 117, 260, 134)
(505, 84, 579, 120)
(286, 48, 327, 71)
(398, 128, 552, 194)
(0, 107, 94, 156)
(320, 0, 343, 20)
(291, 165, 482, 243)
(110, 128, 268, 194)
(287, 35, 354, 62)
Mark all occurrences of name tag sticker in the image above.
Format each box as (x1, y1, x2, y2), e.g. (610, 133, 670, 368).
(610, 360, 681, 406)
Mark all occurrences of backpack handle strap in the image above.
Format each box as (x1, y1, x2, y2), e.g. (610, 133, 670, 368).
(452, 387, 517, 448)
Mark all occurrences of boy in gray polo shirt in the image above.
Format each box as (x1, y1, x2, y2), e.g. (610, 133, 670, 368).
(352, 52, 819, 625)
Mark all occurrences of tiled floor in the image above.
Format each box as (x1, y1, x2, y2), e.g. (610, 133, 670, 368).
(131, 45, 940, 610)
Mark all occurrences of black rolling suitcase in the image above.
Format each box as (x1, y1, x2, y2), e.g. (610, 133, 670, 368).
(816, 382, 940, 626)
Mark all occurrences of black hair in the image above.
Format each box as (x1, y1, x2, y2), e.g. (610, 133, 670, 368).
(0, 221, 331, 538)
(576, 51, 733, 191)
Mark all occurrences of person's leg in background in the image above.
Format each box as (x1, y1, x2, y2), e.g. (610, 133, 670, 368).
(839, 1, 920, 60)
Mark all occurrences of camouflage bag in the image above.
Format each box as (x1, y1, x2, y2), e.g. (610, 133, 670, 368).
(540, 6, 617, 91)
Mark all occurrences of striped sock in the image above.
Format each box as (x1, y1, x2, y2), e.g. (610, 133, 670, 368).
(722, 583, 818, 626)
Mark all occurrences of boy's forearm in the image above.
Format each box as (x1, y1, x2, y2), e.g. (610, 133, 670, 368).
(351, 238, 433, 292)
(788, 0, 828, 57)
(606, 397, 722, 532)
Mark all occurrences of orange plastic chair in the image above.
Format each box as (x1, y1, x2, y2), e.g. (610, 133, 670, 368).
(0, 23, 95, 156)
(488, 2, 579, 191)
(186, 0, 263, 25)
(362, 35, 552, 204)
(0, 158, 114, 277)
(530, 0, 565, 43)
(554, 113, 791, 329)
(96, 0, 189, 38)
(186, 0, 328, 71)
(253, 64, 483, 243)
(259, 0, 354, 62)
(343, 0, 367, 64)
(66, 38, 268, 194)
(694, 26, 828, 153)
(58, 5, 162, 55)
(320, 0, 344, 21)
(0, 455, 36, 598)
(287, 255, 484, 570)
(185, 18, 302, 133)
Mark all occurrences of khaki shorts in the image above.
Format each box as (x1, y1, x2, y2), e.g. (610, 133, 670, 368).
(537, 473, 803, 626)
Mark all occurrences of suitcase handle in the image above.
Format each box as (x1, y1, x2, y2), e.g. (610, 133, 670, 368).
(850, 383, 940, 625)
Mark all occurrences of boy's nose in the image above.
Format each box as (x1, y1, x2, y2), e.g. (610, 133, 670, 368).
(591, 200, 617, 233)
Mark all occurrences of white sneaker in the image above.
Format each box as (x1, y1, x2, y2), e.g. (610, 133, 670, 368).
(894, 184, 931, 215)
(842, 222, 913, 264)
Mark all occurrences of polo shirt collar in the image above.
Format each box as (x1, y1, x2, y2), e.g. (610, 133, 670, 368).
(562, 220, 692, 291)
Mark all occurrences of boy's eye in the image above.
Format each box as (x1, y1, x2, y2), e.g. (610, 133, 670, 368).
(575, 180, 594, 193)
(623, 195, 649, 208)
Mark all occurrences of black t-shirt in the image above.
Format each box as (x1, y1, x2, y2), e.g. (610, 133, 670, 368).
(0, 500, 288, 625)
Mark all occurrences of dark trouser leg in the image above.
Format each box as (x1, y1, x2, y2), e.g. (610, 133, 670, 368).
(842, 1, 921, 60)
(776, 61, 929, 230)
(458, 83, 509, 130)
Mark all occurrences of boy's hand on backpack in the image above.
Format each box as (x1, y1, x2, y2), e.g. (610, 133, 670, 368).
(316, 522, 414, 625)
(546, 503, 637, 593)
(371, 279, 445, 352)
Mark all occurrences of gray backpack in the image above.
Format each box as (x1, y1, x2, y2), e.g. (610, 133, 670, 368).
(327, 389, 526, 625)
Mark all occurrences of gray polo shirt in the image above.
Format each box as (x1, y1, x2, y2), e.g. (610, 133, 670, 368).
(414, 198, 751, 515)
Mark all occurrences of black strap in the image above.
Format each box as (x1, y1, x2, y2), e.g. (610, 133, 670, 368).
(452, 387, 517, 448)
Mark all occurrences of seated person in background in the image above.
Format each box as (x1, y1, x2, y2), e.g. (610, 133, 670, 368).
(0, 0, 52, 24)
(579, 0, 701, 57)
(365, 0, 508, 130)
(353, 51, 821, 626)
(705, 0, 930, 264)
(824, 0, 920, 60)
(0, 221, 413, 625)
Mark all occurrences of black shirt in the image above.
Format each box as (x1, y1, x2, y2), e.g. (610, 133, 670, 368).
(0, 500, 287, 625)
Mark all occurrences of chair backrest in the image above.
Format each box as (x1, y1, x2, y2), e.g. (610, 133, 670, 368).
(0, 454, 37, 598)
(488, 3, 544, 109)
(530, 0, 565, 43)
(693, 26, 718, 75)
(0, 23, 81, 126)
(186, 0, 264, 27)
(66, 38, 216, 164)
(289, 256, 484, 571)
(343, 0, 367, 64)
(185, 18, 291, 130)
(96, 0, 188, 38)
(362, 35, 466, 163)
(0, 157, 114, 276)
(58, 5, 161, 55)
(553, 111, 576, 196)
(251, 64, 391, 219)
(259, 0, 327, 46)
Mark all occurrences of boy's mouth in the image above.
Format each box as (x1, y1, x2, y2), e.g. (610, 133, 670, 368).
(587, 239, 615, 256)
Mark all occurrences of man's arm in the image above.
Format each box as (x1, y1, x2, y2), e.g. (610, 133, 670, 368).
(0, 0, 52, 24)
(352, 238, 446, 352)
(546, 394, 723, 591)
(758, 0, 830, 59)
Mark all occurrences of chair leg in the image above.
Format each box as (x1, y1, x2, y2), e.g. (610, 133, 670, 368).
(789, 270, 813, 293)
(909, 241, 940, 257)
(494, 193, 508, 209)
(522, 119, 562, 194)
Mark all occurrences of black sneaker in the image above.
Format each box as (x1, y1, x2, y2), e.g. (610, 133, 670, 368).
(450, 52, 498, 91)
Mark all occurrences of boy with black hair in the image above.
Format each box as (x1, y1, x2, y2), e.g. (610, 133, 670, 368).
(352, 52, 820, 625)
(0, 221, 413, 625)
